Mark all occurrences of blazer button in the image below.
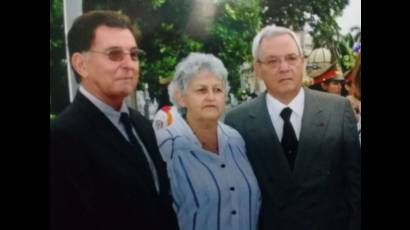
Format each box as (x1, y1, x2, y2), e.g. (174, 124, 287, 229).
(221, 164, 226, 168)
(230, 187, 235, 191)
(231, 210, 237, 215)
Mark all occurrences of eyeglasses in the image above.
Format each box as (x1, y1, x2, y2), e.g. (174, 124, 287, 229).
(88, 48, 145, 62)
(257, 54, 300, 68)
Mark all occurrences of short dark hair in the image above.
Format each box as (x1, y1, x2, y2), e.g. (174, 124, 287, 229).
(67, 10, 141, 82)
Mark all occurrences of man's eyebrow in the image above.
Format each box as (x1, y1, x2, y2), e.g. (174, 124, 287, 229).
(105, 46, 138, 50)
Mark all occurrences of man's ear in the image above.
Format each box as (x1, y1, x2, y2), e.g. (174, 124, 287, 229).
(71, 53, 88, 80)
(253, 62, 262, 80)
(175, 90, 186, 107)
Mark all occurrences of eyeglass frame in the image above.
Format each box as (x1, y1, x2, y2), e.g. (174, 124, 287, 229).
(256, 53, 302, 69)
(87, 47, 145, 62)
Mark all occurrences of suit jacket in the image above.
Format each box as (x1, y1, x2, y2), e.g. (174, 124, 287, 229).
(224, 87, 361, 230)
(50, 92, 179, 230)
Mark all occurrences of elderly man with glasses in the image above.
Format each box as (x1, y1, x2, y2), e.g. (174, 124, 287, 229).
(50, 10, 179, 230)
(225, 25, 361, 230)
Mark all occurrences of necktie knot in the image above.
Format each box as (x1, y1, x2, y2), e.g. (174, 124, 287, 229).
(120, 112, 131, 126)
(280, 107, 292, 122)
(119, 112, 138, 146)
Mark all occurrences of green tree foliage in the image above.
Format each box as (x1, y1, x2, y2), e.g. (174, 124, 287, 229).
(260, 0, 349, 47)
(50, 0, 69, 114)
(204, 0, 261, 97)
(50, 0, 65, 67)
(336, 26, 361, 71)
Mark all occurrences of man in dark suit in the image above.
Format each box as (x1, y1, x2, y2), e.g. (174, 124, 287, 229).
(50, 11, 179, 230)
(224, 25, 361, 230)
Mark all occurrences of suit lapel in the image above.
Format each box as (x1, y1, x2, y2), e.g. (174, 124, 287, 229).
(129, 109, 169, 195)
(293, 88, 329, 180)
(73, 93, 141, 169)
(72, 93, 160, 197)
(128, 109, 162, 170)
(247, 93, 293, 181)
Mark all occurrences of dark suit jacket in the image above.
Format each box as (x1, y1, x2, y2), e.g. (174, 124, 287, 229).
(225, 88, 361, 230)
(50, 92, 179, 230)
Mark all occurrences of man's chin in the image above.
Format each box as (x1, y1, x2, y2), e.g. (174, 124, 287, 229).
(119, 84, 136, 94)
(114, 88, 133, 98)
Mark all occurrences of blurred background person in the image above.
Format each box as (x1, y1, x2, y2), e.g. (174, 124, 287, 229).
(307, 47, 344, 95)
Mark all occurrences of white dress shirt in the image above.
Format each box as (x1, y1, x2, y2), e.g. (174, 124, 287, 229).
(265, 88, 305, 141)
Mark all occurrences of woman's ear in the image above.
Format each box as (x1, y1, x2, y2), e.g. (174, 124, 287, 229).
(175, 90, 186, 107)
(71, 53, 89, 80)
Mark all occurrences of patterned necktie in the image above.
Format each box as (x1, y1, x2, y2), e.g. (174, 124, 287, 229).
(280, 107, 299, 171)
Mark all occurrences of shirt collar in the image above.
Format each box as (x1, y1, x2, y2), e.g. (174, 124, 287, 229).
(79, 85, 129, 124)
(266, 87, 305, 122)
(171, 116, 228, 153)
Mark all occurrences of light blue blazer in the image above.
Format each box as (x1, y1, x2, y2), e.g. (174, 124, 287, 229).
(155, 118, 261, 230)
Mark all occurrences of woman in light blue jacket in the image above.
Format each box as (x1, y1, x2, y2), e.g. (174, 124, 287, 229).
(155, 52, 261, 230)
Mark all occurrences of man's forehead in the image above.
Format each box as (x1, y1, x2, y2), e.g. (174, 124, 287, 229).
(259, 34, 299, 56)
(92, 26, 137, 48)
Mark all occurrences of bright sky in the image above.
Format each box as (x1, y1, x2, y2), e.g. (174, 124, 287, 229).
(337, 0, 361, 35)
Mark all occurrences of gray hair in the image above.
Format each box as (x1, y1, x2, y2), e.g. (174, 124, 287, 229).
(168, 52, 230, 114)
(252, 25, 303, 61)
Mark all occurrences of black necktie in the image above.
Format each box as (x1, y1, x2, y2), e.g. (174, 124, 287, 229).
(119, 112, 156, 191)
(280, 107, 299, 171)
(120, 113, 139, 146)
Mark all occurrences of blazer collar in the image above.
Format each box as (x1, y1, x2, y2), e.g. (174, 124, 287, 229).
(73, 92, 142, 166)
